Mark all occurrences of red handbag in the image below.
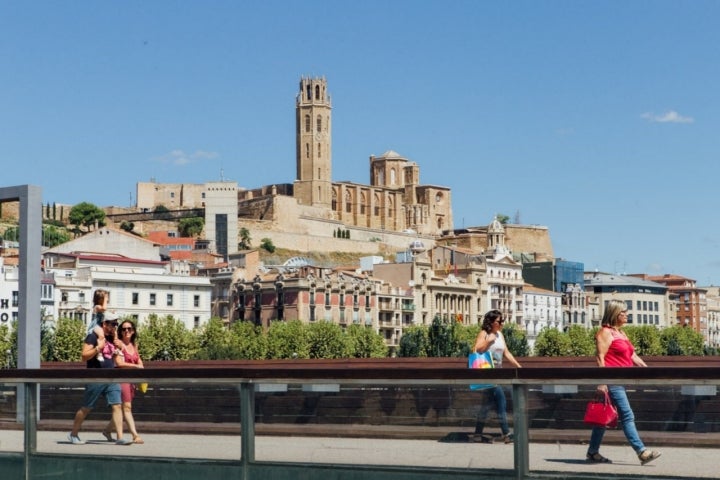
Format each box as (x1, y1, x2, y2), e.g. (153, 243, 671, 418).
(583, 391, 618, 428)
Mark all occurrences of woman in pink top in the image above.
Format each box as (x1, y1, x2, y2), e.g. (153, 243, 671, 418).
(103, 319, 145, 444)
(586, 300, 660, 465)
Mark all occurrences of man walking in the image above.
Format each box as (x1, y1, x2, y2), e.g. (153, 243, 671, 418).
(68, 311, 133, 445)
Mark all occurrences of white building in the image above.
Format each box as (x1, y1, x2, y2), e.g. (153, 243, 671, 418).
(522, 283, 563, 351)
(43, 227, 212, 330)
(0, 258, 19, 326)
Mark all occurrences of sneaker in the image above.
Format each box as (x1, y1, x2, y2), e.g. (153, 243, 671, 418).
(502, 433, 514, 444)
(115, 438, 133, 446)
(638, 449, 661, 465)
(68, 433, 85, 445)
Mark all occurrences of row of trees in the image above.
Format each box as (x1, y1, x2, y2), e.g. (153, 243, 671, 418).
(0, 316, 709, 368)
(1, 316, 388, 365)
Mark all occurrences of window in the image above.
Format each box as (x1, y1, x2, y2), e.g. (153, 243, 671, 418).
(305, 114, 311, 132)
(317, 115, 322, 132)
(132, 292, 139, 305)
(325, 292, 331, 307)
(167, 294, 174, 307)
(194, 316, 200, 329)
(194, 295, 200, 308)
(149, 293, 156, 306)
(12, 291, 18, 307)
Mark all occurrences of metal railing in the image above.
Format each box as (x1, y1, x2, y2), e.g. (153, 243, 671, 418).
(1, 361, 720, 480)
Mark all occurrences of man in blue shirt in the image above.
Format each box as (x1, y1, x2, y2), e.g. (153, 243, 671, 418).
(68, 312, 133, 445)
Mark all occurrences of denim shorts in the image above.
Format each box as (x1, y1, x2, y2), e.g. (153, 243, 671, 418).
(82, 383, 121, 409)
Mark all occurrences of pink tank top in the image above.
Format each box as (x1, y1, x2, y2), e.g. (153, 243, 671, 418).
(120, 345, 140, 365)
(603, 326, 634, 367)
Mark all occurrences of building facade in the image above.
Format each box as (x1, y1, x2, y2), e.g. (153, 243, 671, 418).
(584, 272, 672, 328)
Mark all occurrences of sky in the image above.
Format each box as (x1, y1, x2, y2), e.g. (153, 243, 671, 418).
(2, 1, 720, 285)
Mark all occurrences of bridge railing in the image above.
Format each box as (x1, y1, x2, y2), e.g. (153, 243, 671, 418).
(1, 360, 720, 480)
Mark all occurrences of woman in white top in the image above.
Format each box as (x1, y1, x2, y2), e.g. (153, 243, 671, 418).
(472, 309, 522, 443)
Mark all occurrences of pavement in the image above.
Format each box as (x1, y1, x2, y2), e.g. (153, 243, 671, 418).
(0, 421, 718, 478)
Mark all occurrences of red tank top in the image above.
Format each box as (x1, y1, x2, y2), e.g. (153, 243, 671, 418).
(603, 326, 634, 367)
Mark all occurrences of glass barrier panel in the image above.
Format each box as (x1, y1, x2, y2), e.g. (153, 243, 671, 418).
(526, 383, 720, 479)
(0, 383, 20, 452)
(35, 382, 241, 460)
(253, 382, 515, 473)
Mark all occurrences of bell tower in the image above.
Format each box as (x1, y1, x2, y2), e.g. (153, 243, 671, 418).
(294, 76, 332, 208)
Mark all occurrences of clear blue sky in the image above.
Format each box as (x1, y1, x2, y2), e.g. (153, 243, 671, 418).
(3, 1, 720, 285)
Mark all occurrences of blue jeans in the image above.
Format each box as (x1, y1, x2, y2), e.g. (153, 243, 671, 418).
(475, 386, 510, 435)
(588, 385, 645, 455)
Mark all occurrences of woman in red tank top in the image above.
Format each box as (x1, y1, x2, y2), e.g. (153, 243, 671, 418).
(586, 299, 660, 466)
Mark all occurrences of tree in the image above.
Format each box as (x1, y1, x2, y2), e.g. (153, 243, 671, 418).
(266, 320, 309, 359)
(565, 325, 595, 356)
(660, 325, 704, 356)
(137, 314, 199, 360)
(346, 324, 388, 358)
(503, 323, 530, 357)
(53, 317, 86, 362)
(624, 325, 663, 356)
(496, 214, 510, 224)
(68, 202, 106, 233)
(154, 205, 170, 213)
(260, 237, 276, 253)
(0, 323, 13, 368)
(42, 225, 71, 248)
(194, 317, 231, 360)
(120, 221, 135, 233)
(239, 228, 252, 250)
(178, 217, 204, 237)
(533, 327, 573, 356)
(398, 325, 429, 357)
(227, 321, 268, 359)
(307, 321, 351, 359)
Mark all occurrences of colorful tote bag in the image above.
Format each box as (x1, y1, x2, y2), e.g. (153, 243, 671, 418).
(468, 351, 495, 391)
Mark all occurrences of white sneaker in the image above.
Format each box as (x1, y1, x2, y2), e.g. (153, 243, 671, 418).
(68, 433, 85, 445)
(115, 438, 133, 446)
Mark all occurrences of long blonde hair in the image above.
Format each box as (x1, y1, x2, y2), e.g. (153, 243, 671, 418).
(601, 299, 627, 328)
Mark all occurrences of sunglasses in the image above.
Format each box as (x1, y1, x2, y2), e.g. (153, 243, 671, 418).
(120, 327, 134, 332)
(104, 322, 118, 328)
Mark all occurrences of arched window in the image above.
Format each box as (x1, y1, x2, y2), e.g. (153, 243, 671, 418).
(315, 85, 320, 100)
(305, 143, 310, 159)
(318, 143, 321, 158)
(360, 192, 366, 215)
(305, 114, 311, 132)
(317, 115, 322, 133)
(345, 190, 352, 213)
(390, 168, 396, 185)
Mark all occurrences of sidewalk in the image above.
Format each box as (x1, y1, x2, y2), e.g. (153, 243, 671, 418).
(4, 418, 716, 447)
(0, 427, 716, 479)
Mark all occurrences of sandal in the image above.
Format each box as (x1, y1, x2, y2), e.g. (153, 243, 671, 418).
(586, 452, 612, 463)
(101, 430, 113, 442)
(638, 450, 661, 465)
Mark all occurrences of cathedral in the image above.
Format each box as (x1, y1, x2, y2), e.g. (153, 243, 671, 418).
(292, 76, 453, 236)
(137, 76, 453, 241)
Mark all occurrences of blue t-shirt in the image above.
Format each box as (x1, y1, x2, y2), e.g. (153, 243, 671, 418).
(85, 332, 116, 369)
